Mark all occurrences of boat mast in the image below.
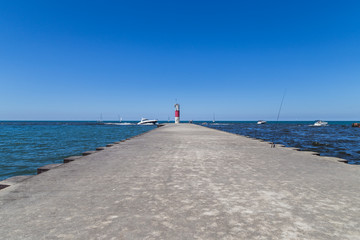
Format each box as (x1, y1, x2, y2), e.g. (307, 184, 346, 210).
(271, 90, 286, 148)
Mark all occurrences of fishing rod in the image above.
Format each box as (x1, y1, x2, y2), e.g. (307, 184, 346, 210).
(271, 89, 287, 148)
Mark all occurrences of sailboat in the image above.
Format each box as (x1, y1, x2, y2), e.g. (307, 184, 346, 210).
(97, 113, 104, 125)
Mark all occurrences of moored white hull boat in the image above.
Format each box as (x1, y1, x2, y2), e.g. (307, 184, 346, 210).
(313, 120, 328, 126)
(137, 118, 158, 125)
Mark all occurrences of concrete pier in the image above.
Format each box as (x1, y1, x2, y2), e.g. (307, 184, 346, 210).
(0, 124, 359, 239)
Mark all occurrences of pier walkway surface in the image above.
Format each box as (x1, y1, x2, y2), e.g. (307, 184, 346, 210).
(0, 124, 360, 239)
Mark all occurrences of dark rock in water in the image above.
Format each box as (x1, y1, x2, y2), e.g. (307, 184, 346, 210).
(82, 151, 96, 156)
(0, 184, 9, 190)
(338, 151, 352, 157)
(311, 141, 329, 147)
(37, 164, 62, 174)
(64, 156, 82, 163)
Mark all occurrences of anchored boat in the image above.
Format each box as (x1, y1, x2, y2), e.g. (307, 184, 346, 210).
(137, 118, 158, 125)
(313, 120, 328, 126)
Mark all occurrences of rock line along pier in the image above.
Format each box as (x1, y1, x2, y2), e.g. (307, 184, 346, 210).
(0, 124, 359, 239)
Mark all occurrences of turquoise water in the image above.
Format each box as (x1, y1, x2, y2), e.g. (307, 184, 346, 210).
(0, 121, 156, 181)
(200, 121, 360, 165)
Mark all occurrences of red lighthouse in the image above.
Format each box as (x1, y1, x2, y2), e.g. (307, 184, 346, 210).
(174, 103, 180, 124)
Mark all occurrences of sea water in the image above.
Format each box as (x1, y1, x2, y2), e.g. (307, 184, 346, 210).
(201, 121, 360, 165)
(0, 121, 156, 181)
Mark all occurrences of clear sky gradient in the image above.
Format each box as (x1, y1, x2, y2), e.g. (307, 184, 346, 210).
(1, 0, 359, 121)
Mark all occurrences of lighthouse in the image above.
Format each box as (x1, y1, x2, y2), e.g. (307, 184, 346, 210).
(174, 103, 180, 124)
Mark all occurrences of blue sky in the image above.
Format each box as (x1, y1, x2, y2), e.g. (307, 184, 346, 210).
(1, 0, 359, 121)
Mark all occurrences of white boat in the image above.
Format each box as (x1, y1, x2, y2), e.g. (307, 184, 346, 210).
(313, 120, 328, 126)
(257, 120, 267, 125)
(137, 118, 158, 125)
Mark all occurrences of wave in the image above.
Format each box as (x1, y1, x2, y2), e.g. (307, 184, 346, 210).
(104, 122, 136, 126)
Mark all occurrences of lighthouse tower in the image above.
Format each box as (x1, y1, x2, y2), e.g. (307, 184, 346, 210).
(174, 103, 180, 124)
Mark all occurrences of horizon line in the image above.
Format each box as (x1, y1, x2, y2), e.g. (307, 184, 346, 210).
(1, 119, 359, 122)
